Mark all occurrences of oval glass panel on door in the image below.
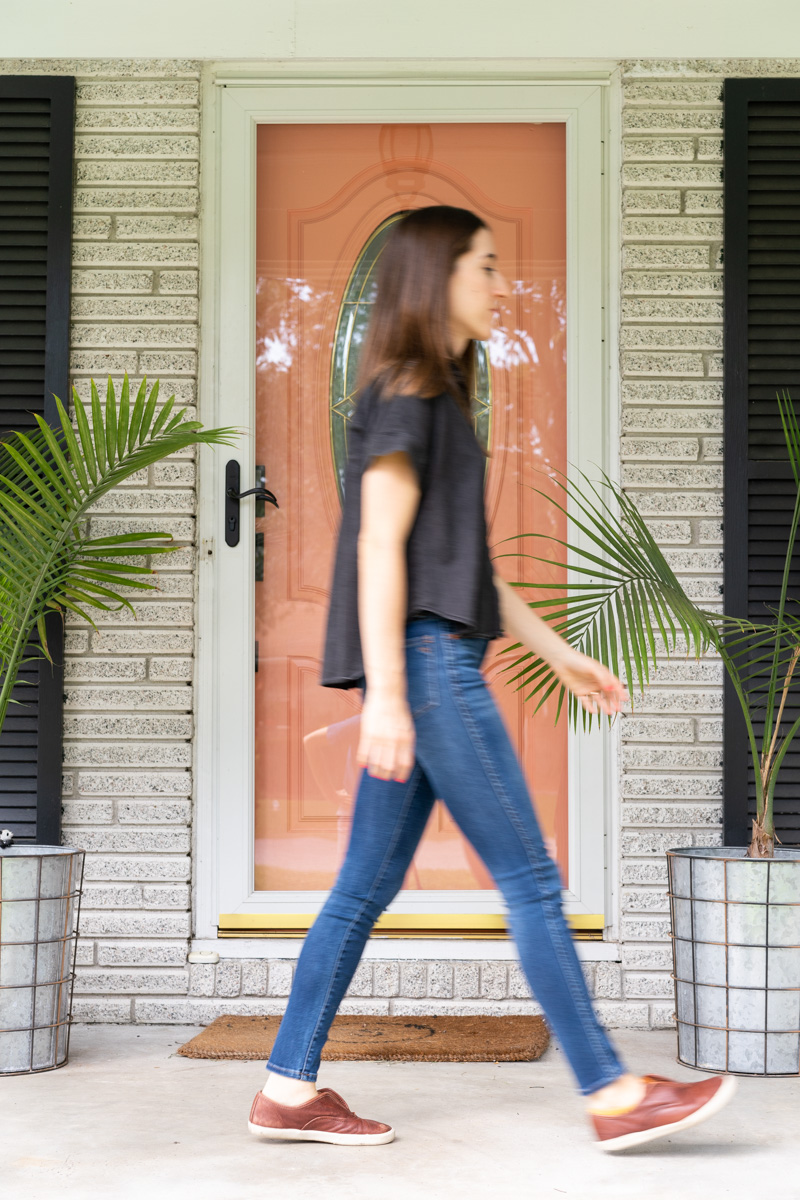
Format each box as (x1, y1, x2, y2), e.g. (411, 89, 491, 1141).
(254, 122, 567, 901)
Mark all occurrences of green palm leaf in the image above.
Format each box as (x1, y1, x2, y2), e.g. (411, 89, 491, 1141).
(0, 373, 239, 731)
(492, 463, 750, 740)
(492, 463, 724, 734)
(494, 404, 800, 855)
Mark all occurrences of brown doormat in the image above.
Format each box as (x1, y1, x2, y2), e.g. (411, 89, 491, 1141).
(176, 1014, 550, 1063)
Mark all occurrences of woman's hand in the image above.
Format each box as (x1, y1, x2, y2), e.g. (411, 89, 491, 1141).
(356, 692, 416, 783)
(552, 648, 629, 716)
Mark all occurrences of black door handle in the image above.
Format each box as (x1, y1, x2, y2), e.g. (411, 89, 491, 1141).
(226, 485, 279, 507)
(225, 459, 279, 548)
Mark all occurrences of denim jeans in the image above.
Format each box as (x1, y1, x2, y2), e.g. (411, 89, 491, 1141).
(266, 616, 626, 1096)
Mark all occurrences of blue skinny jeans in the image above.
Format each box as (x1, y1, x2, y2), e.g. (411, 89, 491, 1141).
(266, 616, 626, 1096)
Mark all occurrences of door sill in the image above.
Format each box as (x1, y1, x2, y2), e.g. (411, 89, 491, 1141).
(217, 912, 604, 940)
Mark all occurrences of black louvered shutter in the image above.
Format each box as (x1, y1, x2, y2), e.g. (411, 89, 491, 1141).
(0, 76, 74, 843)
(723, 78, 800, 847)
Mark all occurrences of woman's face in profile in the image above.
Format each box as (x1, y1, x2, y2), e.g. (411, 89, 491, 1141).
(448, 226, 510, 347)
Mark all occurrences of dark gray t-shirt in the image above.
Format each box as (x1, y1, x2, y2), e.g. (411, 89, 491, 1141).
(321, 380, 504, 688)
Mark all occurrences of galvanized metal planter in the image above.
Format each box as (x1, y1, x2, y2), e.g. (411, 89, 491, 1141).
(0, 843, 85, 1075)
(667, 846, 800, 1076)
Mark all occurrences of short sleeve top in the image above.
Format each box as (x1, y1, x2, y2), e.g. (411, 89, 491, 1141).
(320, 379, 504, 688)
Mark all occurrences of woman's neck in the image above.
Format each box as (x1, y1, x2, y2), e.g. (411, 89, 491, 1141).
(448, 330, 470, 357)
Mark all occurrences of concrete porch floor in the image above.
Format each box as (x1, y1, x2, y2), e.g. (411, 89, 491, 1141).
(2, 1024, 798, 1200)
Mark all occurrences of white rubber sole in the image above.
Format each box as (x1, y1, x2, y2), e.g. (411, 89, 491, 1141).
(596, 1075, 738, 1153)
(248, 1120, 395, 1146)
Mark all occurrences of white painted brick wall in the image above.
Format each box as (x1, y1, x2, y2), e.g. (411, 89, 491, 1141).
(137, 957, 671, 1031)
(5, 54, 796, 1033)
(0, 57, 201, 1022)
(616, 55, 800, 1023)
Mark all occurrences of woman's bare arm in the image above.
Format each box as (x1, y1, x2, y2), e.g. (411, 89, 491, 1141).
(356, 450, 422, 781)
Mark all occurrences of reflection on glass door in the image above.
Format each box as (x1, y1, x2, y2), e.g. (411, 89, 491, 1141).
(254, 123, 567, 894)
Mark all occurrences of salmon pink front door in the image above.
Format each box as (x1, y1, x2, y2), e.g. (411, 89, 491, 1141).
(253, 123, 568, 899)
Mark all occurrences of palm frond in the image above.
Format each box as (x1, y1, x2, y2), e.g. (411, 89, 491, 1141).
(496, 394, 800, 849)
(492, 463, 722, 732)
(0, 373, 239, 730)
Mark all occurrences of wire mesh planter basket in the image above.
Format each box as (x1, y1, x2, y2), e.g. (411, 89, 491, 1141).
(0, 841, 85, 1075)
(667, 846, 800, 1076)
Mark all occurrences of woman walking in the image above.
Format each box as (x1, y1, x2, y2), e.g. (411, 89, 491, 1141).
(247, 205, 736, 1152)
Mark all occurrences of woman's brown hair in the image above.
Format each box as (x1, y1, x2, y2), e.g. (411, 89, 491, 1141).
(356, 205, 488, 419)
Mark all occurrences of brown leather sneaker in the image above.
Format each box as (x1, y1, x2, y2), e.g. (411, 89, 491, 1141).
(591, 1073, 737, 1152)
(248, 1086, 395, 1146)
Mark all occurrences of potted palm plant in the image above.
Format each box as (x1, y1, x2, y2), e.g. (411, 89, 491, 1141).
(0, 374, 235, 1073)
(497, 390, 800, 1077)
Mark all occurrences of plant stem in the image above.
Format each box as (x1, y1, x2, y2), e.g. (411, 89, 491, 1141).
(715, 633, 765, 822)
(760, 432, 800, 778)
(760, 644, 800, 826)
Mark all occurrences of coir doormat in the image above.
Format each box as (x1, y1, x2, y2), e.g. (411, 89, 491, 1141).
(175, 1014, 550, 1063)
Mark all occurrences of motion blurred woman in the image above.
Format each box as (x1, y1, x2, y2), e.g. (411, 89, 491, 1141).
(247, 206, 736, 1153)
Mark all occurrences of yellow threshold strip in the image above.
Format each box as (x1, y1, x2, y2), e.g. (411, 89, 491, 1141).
(218, 913, 604, 940)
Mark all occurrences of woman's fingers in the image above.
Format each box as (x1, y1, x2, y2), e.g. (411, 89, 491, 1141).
(355, 733, 370, 769)
(378, 737, 413, 781)
(582, 664, 629, 713)
(396, 740, 415, 782)
(580, 684, 626, 715)
(374, 741, 396, 779)
(558, 653, 629, 715)
(355, 695, 415, 782)
(356, 732, 414, 782)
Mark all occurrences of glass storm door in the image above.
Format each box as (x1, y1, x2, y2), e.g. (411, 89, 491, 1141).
(253, 122, 567, 904)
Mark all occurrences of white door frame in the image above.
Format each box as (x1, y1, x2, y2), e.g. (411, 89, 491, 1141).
(194, 61, 622, 944)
